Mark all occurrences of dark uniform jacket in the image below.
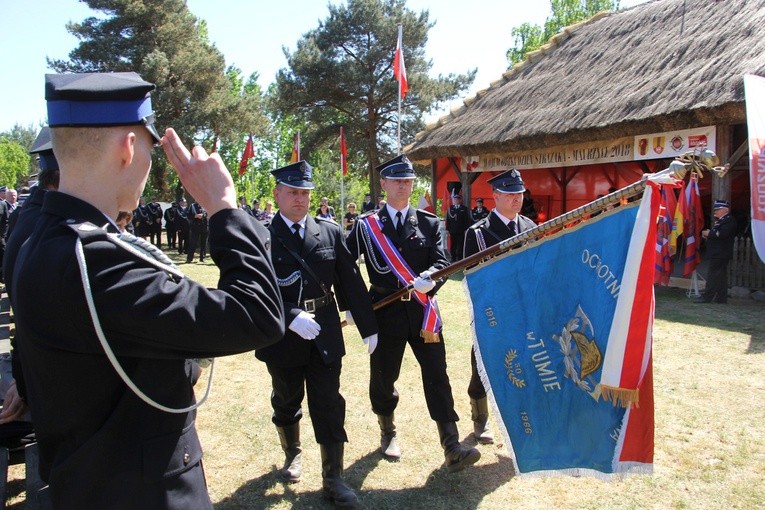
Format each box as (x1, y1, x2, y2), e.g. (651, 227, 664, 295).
(470, 207, 490, 223)
(445, 204, 470, 235)
(463, 211, 537, 259)
(163, 205, 177, 229)
(147, 200, 163, 225)
(348, 207, 447, 334)
(7, 192, 284, 510)
(132, 203, 151, 236)
(705, 213, 737, 260)
(188, 202, 208, 231)
(0, 200, 9, 246)
(257, 214, 377, 367)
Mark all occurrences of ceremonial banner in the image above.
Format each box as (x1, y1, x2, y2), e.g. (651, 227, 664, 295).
(465, 185, 659, 477)
(744, 75, 765, 263)
(238, 134, 254, 176)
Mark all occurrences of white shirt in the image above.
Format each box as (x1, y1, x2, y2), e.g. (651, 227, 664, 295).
(385, 204, 410, 230)
(280, 213, 307, 239)
(492, 209, 518, 231)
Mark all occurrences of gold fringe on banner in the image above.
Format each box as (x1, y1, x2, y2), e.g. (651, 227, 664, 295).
(599, 385, 640, 409)
(420, 330, 441, 343)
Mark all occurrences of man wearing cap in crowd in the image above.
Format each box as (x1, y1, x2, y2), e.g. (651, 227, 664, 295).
(186, 200, 209, 263)
(471, 197, 489, 222)
(163, 200, 179, 250)
(376, 192, 386, 210)
(348, 154, 480, 473)
(175, 196, 190, 254)
(462, 168, 537, 444)
(252, 198, 262, 218)
(445, 192, 470, 261)
(361, 192, 375, 213)
(147, 195, 164, 248)
(696, 199, 738, 304)
(6, 71, 285, 509)
(132, 196, 152, 239)
(255, 160, 377, 508)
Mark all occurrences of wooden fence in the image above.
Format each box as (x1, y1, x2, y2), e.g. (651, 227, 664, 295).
(728, 236, 765, 290)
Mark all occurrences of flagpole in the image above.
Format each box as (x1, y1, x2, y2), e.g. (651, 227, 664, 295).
(363, 151, 724, 313)
(397, 24, 402, 155)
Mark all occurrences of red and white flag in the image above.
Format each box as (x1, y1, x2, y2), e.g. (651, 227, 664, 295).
(744, 74, 765, 263)
(238, 134, 254, 176)
(340, 126, 348, 176)
(393, 25, 408, 99)
(417, 190, 434, 213)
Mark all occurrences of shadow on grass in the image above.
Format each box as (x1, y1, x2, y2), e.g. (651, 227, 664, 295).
(215, 449, 514, 509)
(654, 287, 765, 354)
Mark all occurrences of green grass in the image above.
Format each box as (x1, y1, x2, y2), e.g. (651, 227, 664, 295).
(8, 254, 765, 509)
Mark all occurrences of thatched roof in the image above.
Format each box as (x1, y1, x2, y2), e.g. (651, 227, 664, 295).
(406, 0, 765, 162)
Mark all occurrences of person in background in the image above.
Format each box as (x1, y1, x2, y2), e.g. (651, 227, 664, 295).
(471, 197, 489, 222)
(376, 193, 386, 211)
(164, 201, 178, 250)
(463, 169, 536, 445)
(361, 193, 375, 213)
(176, 197, 189, 255)
(343, 203, 358, 235)
(115, 210, 134, 233)
(445, 193, 469, 261)
(132, 196, 151, 239)
(316, 197, 336, 221)
(696, 199, 738, 304)
(252, 198, 262, 218)
(348, 154, 480, 473)
(257, 161, 377, 508)
(521, 188, 539, 222)
(147, 195, 163, 248)
(259, 200, 275, 222)
(186, 201, 208, 263)
(239, 196, 253, 215)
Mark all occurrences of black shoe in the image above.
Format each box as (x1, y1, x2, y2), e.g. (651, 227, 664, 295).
(693, 298, 711, 304)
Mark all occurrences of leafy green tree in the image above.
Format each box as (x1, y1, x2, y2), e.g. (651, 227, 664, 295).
(0, 138, 30, 188)
(274, 0, 475, 198)
(507, 0, 620, 65)
(3, 124, 42, 179)
(49, 0, 268, 199)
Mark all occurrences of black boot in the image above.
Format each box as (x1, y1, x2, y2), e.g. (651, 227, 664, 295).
(377, 413, 401, 460)
(276, 424, 302, 482)
(320, 443, 360, 509)
(470, 397, 494, 445)
(437, 422, 481, 473)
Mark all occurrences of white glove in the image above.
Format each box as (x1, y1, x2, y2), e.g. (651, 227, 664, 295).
(345, 310, 355, 326)
(412, 269, 436, 294)
(362, 333, 378, 354)
(288, 310, 321, 340)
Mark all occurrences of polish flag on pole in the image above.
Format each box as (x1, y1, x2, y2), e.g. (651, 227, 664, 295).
(340, 126, 348, 176)
(393, 25, 408, 99)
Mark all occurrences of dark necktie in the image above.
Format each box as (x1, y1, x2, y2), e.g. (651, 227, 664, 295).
(508, 220, 517, 237)
(396, 211, 404, 238)
(292, 223, 303, 246)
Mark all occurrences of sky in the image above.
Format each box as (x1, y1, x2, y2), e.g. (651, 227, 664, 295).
(0, 0, 649, 132)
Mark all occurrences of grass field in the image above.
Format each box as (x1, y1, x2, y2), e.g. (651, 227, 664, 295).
(7, 254, 765, 509)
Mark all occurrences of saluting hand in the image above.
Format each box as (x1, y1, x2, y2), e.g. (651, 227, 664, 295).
(160, 128, 236, 217)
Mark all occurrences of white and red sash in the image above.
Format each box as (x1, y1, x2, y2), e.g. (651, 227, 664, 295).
(361, 214, 442, 342)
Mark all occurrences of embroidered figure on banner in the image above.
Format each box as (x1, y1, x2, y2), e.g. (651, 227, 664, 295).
(554, 305, 603, 400)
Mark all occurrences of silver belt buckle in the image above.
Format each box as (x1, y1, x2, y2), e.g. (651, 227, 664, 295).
(304, 299, 316, 313)
(401, 291, 412, 302)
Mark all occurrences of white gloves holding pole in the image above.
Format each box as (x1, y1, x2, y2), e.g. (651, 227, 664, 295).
(412, 269, 436, 294)
(289, 310, 321, 340)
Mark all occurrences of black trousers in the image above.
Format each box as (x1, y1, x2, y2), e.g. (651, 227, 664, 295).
(149, 222, 163, 248)
(449, 232, 465, 261)
(703, 258, 730, 303)
(186, 227, 207, 262)
(266, 346, 347, 444)
(467, 347, 487, 400)
(370, 300, 459, 423)
(166, 225, 177, 249)
(177, 227, 188, 254)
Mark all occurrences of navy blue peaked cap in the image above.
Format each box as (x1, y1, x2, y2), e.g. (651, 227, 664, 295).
(29, 126, 59, 171)
(271, 161, 314, 189)
(487, 169, 525, 193)
(376, 154, 415, 179)
(45, 72, 161, 143)
(713, 199, 730, 210)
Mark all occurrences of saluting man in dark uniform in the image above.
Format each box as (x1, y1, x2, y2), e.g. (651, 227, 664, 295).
(348, 155, 480, 473)
(696, 199, 738, 304)
(463, 169, 536, 444)
(256, 160, 377, 509)
(6, 72, 285, 510)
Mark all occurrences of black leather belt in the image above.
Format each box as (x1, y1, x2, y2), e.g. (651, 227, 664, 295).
(301, 293, 333, 312)
(370, 284, 411, 301)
